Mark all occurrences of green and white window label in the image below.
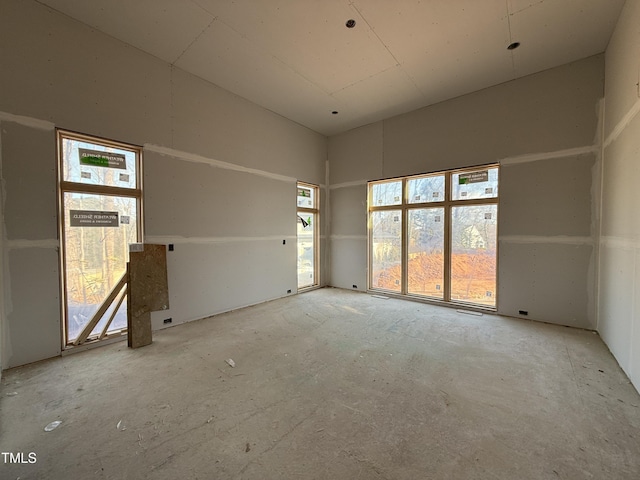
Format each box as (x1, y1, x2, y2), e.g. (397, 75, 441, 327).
(79, 148, 126, 169)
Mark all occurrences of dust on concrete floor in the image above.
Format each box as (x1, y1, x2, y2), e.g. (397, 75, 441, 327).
(1, 288, 639, 479)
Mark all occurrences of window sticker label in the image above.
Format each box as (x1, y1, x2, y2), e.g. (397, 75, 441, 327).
(459, 170, 488, 184)
(70, 210, 119, 227)
(119, 173, 130, 182)
(81, 171, 91, 179)
(79, 148, 126, 169)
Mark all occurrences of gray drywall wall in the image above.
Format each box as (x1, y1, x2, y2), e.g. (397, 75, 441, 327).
(0, 126, 4, 374)
(6, 248, 61, 367)
(327, 123, 383, 289)
(599, 0, 640, 390)
(0, 0, 327, 369)
(328, 122, 384, 184)
(171, 68, 326, 184)
(0, 0, 173, 147)
(144, 150, 298, 324)
(328, 56, 603, 329)
(329, 184, 368, 290)
(381, 55, 604, 179)
(0, 122, 60, 368)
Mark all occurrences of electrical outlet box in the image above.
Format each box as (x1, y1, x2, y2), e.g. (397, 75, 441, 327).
(287, 289, 292, 294)
(353, 285, 358, 289)
(518, 310, 528, 316)
(163, 318, 172, 324)
(168, 244, 174, 251)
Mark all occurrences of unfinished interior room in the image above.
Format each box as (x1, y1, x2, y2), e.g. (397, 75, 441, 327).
(1, 0, 640, 478)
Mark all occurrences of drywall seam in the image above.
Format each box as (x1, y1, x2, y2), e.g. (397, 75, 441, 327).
(330, 180, 368, 190)
(330, 235, 367, 241)
(6, 239, 59, 249)
(0, 130, 11, 371)
(499, 235, 594, 246)
(499, 145, 598, 166)
(145, 235, 297, 245)
(144, 144, 297, 184)
(594, 97, 605, 331)
(603, 98, 640, 148)
(0, 111, 55, 131)
(0, 129, 4, 373)
(325, 159, 331, 287)
(599, 236, 640, 249)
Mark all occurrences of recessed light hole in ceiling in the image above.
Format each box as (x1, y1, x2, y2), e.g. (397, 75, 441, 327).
(345, 19, 356, 28)
(507, 42, 521, 50)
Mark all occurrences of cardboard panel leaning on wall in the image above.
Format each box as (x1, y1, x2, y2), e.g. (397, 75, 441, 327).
(144, 150, 298, 326)
(1, 122, 61, 368)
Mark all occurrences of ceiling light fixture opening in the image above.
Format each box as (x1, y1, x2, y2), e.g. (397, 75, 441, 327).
(507, 42, 520, 50)
(345, 19, 356, 28)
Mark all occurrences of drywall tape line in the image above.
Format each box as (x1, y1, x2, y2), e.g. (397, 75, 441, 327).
(604, 99, 640, 148)
(330, 235, 367, 240)
(6, 239, 59, 249)
(500, 145, 598, 167)
(0, 112, 55, 131)
(329, 180, 368, 190)
(499, 235, 594, 246)
(144, 235, 297, 245)
(600, 236, 640, 250)
(144, 144, 297, 184)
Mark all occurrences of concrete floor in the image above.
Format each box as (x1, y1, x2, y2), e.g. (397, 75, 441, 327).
(1, 288, 639, 479)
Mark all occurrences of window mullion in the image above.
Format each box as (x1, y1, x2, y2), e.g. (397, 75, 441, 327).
(444, 172, 452, 302)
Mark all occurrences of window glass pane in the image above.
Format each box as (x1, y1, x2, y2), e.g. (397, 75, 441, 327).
(62, 137, 137, 189)
(63, 192, 138, 341)
(371, 210, 402, 291)
(452, 167, 498, 201)
(371, 181, 402, 206)
(451, 204, 498, 307)
(408, 208, 444, 298)
(407, 175, 445, 204)
(297, 212, 315, 288)
(297, 185, 315, 208)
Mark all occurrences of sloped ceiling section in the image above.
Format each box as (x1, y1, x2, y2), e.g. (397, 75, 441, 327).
(37, 0, 625, 135)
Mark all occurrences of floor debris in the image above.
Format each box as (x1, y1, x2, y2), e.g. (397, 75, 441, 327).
(44, 420, 62, 432)
(225, 359, 236, 368)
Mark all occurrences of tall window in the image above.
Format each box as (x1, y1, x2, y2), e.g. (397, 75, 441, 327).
(57, 130, 142, 346)
(368, 165, 498, 308)
(297, 182, 319, 290)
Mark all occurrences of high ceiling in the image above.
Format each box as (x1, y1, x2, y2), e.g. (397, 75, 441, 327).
(37, 0, 626, 136)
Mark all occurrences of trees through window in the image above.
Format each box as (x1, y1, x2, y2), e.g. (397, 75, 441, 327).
(368, 166, 499, 308)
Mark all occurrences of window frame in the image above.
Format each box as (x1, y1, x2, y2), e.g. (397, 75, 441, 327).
(368, 164, 499, 310)
(297, 181, 320, 290)
(56, 129, 143, 348)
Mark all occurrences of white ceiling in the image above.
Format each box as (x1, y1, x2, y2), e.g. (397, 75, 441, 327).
(37, 0, 626, 136)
